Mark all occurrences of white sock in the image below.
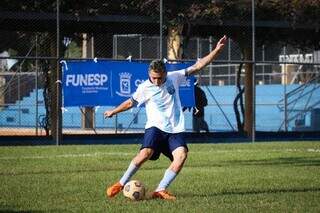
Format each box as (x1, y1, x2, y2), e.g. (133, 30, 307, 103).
(155, 169, 177, 192)
(119, 162, 139, 186)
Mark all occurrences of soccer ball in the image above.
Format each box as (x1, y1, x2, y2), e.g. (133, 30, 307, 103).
(123, 180, 145, 201)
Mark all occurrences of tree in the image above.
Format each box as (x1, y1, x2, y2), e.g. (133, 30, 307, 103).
(204, 0, 320, 135)
(127, 0, 319, 135)
(1, 0, 319, 137)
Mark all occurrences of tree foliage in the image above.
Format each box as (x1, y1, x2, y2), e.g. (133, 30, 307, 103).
(1, 0, 319, 50)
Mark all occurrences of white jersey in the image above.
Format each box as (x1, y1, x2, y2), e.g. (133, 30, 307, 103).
(131, 69, 187, 133)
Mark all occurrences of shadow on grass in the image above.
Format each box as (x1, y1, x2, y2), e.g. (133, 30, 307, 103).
(186, 156, 320, 169)
(180, 187, 320, 198)
(227, 156, 320, 167)
(0, 211, 43, 213)
(0, 210, 64, 213)
(0, 206, 47, 213)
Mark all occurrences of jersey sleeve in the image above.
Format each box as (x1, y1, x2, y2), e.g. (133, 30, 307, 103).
(131, 84, 146, 107)
(167, 69, 188, 85)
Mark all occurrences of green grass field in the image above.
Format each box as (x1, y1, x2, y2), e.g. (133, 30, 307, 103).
(0, 141, 320, 212)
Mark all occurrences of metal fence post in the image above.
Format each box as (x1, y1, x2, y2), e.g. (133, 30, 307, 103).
(252, 0, 256, 142)
(159, 0, 163, 59)
(35, 35, 39, 136)
(283, 46, 288, 131)
(55, 0, 62, 145)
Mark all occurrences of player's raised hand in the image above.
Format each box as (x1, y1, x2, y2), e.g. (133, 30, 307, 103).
(104, 110, 113, 118)
(215, 35, 227, 51)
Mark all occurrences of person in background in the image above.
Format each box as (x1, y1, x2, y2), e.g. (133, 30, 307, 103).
(192, 80, 209, 133)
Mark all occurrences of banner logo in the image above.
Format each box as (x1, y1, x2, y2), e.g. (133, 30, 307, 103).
(116, 72, 132, 97)
(65, 74, 108, 86)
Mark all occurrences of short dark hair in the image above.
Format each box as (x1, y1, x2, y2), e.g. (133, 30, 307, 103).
(148, 59, 166, 73)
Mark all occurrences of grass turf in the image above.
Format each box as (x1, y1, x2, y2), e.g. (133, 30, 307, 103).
(0, 141, 320, 212)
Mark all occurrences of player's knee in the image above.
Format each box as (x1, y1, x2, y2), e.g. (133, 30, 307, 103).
(134, 148, 153, 165)
(177, 150, 188, 164)
(174, 147, 188, 161)
(171, 148, 188, 172)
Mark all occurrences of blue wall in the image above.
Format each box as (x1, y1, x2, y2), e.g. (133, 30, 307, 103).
(1, 84, 319, 132)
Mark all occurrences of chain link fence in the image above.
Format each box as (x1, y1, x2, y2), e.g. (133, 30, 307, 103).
(1, 1, 320, 141)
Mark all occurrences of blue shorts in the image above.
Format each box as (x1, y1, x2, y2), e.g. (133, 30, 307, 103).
(141, 127, 188, 161)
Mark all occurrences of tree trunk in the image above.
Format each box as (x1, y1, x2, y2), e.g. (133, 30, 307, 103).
(81, 33, 95, 130)
(167, 25, 183, 60)
(244, 47, 253, 136)
(42, 61, 51, 136)
(0, 77, 5, 111)
(49, 34, 59, 139)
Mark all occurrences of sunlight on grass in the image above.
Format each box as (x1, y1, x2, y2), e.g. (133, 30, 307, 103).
(0, 141, 319, 212)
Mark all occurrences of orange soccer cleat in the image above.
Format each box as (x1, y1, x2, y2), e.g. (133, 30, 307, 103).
(106, 182, 123, 198)
(152, 190, 176, 200)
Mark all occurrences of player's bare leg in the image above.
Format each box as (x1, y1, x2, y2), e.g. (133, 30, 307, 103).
(152, 146, 188, 200)
(132, 148, 154, 166)
(168, 146, 188, 173)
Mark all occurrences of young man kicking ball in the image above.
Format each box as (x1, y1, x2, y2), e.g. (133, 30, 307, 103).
(104, 35, 227, 200)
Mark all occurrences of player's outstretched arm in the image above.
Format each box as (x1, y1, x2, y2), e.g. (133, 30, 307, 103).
(186, 35, 227, 76)
(104, 98, 134, 118)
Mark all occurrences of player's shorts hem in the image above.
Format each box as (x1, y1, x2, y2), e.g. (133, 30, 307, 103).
(141, 127, 188, 161)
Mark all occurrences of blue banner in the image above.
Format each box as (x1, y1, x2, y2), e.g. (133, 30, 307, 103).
(62, 60, 195, 107)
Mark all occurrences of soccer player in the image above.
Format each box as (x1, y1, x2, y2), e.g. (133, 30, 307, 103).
(104, 35, 227, 200)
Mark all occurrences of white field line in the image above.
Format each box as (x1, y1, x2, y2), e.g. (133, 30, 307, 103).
(0, 148, 319, 160)
(0, 152, 135, 160)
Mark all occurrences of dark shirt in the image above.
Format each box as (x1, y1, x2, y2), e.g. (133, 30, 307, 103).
(192, 85, 207, 117)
